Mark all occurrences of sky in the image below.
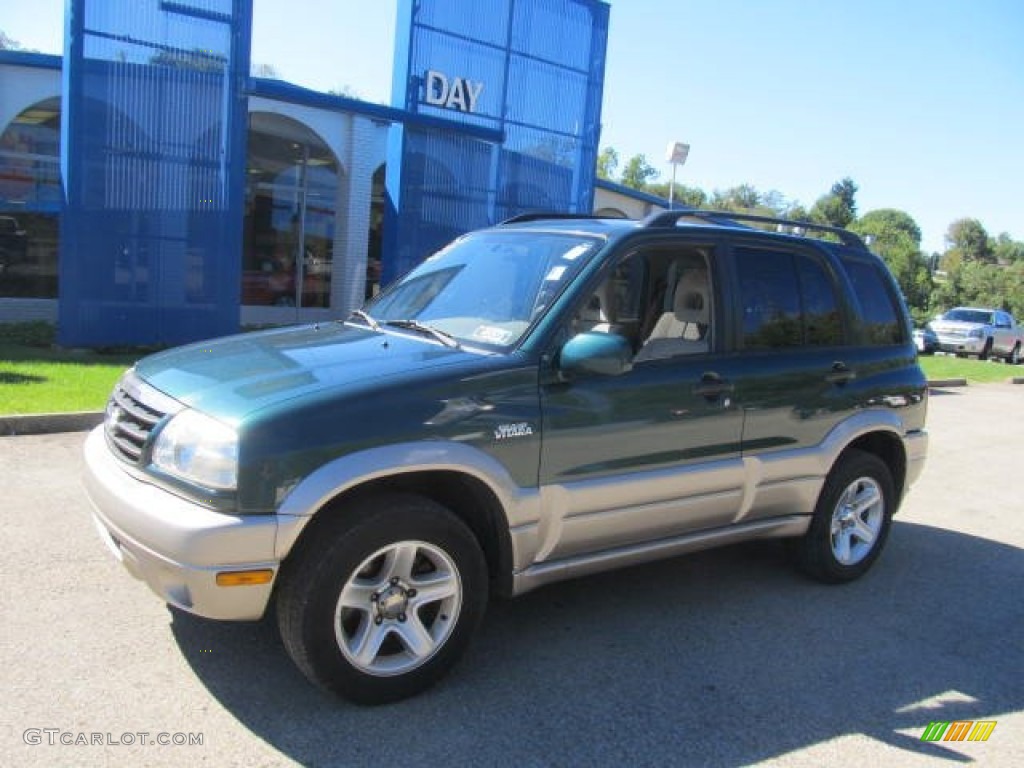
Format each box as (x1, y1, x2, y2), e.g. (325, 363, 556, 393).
(4, 0, 1023, 255)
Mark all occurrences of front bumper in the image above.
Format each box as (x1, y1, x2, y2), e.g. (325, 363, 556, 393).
(83, 427, 280, 620)
(935, 335, 984, 354)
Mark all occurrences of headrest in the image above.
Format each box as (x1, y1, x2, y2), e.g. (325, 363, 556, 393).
(672, 269, 709, 323)
(579, 293, 607, 323)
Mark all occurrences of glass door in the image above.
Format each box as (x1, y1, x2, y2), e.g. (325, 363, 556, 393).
(243, 114, 338, 313)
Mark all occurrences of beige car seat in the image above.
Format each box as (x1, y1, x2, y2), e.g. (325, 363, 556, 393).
(577, 279, 618, 334)
(635, 265, 710, 361)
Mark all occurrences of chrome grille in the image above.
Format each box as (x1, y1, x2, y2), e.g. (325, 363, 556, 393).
(104, 373, 179, 463)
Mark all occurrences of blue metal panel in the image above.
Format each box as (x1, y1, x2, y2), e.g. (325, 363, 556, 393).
(59, 0, 250, 347)
(384, 0, 609, 284)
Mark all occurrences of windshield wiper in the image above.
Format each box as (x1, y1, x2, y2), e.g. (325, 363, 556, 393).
(385, 319, 460, 348)
(347, 309, 381, 332)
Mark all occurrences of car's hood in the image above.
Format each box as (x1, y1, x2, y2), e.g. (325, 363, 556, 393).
(930, 320, 984, 333)
(134, 323, 485, 424)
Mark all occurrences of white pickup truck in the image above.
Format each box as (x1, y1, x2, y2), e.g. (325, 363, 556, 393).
(928, 307, 1023, 363)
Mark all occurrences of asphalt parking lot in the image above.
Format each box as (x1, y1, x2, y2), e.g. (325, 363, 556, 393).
(2, 384, 1022, 767)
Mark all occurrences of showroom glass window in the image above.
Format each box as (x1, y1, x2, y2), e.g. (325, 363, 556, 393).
(242, 114, 339, 309)
(0, 98, 61, 298)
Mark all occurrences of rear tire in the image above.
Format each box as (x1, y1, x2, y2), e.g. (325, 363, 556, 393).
(1007, 343, 1021, 365)
(276, 493, 488, 704)
(794, 450, 895, 584)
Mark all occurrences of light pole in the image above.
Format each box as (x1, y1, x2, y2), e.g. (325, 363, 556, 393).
(666, 141, 690, 209)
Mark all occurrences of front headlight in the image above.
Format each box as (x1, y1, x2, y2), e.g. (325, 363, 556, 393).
(968, 328, 985, 339)
(152, 410, 238, 490)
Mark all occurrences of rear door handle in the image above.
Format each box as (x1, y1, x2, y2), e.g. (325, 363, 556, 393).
(825, 362, 856, 385)
(693, 373, 734, 399)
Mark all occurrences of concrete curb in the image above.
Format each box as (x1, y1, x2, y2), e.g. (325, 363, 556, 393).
(0, 411, 104, 436)
(928, 377, 1024, 388)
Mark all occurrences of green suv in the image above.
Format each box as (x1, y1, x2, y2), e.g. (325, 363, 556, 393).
(85, 210, 929, 704)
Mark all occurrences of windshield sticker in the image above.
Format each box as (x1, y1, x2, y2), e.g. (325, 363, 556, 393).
(472, 325, 514, 344)
(562, 244, 590, 261)
(544, 265, 568, 282)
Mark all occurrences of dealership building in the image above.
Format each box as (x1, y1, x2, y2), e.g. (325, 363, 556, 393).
(0, 0, 669, 346)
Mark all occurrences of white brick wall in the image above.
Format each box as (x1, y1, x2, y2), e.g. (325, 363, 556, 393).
(333, 115, 388, 315)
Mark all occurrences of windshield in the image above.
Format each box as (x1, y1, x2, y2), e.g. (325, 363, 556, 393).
(944, 309, 993, 324)
(367, 231, 602, 349)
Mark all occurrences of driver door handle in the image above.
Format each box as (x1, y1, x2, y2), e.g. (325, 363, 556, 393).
(825, 362, 856, 385)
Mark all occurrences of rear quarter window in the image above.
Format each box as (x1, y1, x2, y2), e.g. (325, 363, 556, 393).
(839, 256, 905, 345)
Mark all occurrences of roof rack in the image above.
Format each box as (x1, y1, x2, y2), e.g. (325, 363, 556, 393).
(642, 209, 867, 250)
(499, 212, 626, 225)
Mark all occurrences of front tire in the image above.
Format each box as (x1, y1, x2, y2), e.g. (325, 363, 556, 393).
(1007, 343, 1021, 365)
(979, 338, 993, 360)
(794, 450, 895, 584)
(276, 493, 488, 704)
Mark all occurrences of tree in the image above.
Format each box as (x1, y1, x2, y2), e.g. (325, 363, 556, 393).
(993, 232, 1024, 265)
(1007, 262, 1024, 318)
(727, 184, 761, 209)
(596, 147, 619, 181)
(706, 185, 761, 211)
(0, 30, 23, 51)
(956, 261, 1024, 315)
(761, 190, 789, 217)
(830, 177, 858, 219)
(647, 181, 706, 208)
(676, 186, 709, 208)
(809, 177, 858, 229)
(809, 194, 853, 228)
(252, 62, 280, 79)
(784, 202, 810, 222)
(620, 154, 658, 190)
(852, 209, 931, 319)
(930, 258, 1024, 320)
(945, 218, 994, 264)
(851, 208, 922, 250)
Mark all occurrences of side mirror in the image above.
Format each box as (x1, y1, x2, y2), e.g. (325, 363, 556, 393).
(559, 332, 633, 377)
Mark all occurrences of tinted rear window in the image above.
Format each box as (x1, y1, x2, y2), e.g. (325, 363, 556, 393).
(840, 257, 904, 345)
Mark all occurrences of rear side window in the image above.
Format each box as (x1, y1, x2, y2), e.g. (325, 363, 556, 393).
(796, 256, 843, 346)
(736, 248, 842, 348)
(840, 257, 905, 345)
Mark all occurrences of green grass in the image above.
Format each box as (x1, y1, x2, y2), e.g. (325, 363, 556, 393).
(919, 353, 1022, 384)
(0, 345, 140, 415)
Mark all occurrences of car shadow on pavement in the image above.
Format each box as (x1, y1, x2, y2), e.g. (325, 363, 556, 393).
(169, 521, 1022, 766)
